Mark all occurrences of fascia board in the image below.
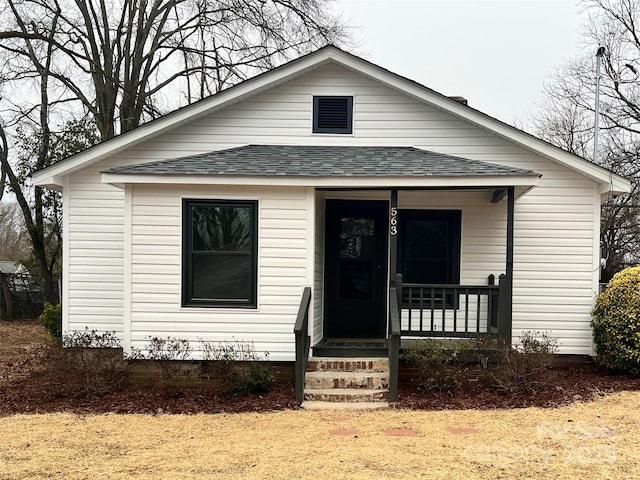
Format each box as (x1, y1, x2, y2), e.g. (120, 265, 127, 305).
(33, 175, 64, 191)
(600, 176, 632, 201)
(101, 172, 540, 188)
(600, 176, 634, 196)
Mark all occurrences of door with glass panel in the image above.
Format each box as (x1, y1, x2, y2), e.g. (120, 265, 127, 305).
(324, 200, 388, 338)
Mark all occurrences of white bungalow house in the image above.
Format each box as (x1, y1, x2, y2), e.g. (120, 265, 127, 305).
(33, 46, 630, 402)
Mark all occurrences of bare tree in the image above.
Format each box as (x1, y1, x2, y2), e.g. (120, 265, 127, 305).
(0, 115, 99, 301)
(0, 0, 349, 140)
(535, 0, 640, 281)
(0, 0, 349, 303)
(599, 137, 640, 280)
(0, 201, 31, 261)
(0, 4, 62, 302)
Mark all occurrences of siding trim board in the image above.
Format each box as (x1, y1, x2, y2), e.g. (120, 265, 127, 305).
(591, 185, 601, 355)
(62, 175, 71, 335)
(123, 186, 132, 351)
(305, 187, 316, 339)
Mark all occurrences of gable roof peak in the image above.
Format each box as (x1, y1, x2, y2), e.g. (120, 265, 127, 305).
(32, 44, 630, 195)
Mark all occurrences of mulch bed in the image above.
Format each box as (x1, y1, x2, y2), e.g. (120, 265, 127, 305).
(396, 363, 640, 410)
(0, 322, 301, 415)
(0, 382, 301, 415)
(2, 320, 640, 415)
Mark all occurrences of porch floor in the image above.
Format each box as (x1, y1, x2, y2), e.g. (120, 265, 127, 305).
(312, 339, 387, 357)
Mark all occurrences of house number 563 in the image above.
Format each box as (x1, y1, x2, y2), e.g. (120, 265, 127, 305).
(390, 207, 398, 236)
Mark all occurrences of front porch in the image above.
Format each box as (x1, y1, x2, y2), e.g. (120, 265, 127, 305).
(295, 276, 512, 403)
(295, 185, 518, 403)
(309, 272, 511, 356)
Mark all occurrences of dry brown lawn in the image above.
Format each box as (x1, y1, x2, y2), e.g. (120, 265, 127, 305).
(0, 320, 49, 359)
(2, 391, 639, 480)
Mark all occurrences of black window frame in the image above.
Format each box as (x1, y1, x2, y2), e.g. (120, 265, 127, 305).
(397, 209, 462, 309)
(312, 96, 353, 134)
(182, 199, 258, 308)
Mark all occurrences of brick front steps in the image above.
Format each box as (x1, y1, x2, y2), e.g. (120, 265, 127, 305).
(301, 357, 390, 410)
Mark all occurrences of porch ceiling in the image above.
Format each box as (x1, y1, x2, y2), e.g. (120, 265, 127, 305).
(102, 145, 541, 179)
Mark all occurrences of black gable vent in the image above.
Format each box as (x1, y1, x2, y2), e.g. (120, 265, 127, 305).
(313, 96, 353, 134)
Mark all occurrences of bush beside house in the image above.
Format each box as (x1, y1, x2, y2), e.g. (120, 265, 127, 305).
(592, 266, 640, 374)
(39, 302, 62, 339)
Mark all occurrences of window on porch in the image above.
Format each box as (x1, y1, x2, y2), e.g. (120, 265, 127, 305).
(397, 210, 461, 310)
(388, 188, 513, 341)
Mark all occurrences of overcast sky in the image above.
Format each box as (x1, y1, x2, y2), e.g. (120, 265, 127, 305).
(335, 0, 589, 126)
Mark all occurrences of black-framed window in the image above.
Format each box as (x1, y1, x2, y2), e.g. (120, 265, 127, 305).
(313, 96, 353, 134)
(398, 210, 461, 284)
(397, 210, 461, 307)
(182, 199, 258, 308)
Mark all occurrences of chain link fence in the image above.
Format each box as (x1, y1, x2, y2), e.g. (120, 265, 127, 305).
(0, 273, 61, 320)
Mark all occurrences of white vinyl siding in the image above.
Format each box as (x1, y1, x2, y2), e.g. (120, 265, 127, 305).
(66, 169, 126, 335)
(126, 184, 309, 361)
(510, 179, 597, 354)
(63, 61, 600, 355)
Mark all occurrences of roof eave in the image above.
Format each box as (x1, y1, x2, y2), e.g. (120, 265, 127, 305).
(598, 177, 632, 204)
(33, 175, 64, 191)
(601, 175, 633, 196)
(101, 172, 540, 190)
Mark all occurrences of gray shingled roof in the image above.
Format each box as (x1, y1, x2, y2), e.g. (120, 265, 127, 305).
(0, 261, 26, 274)
(103, 145, 540, 177)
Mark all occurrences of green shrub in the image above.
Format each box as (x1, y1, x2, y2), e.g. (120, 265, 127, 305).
(592, 266, 640, 374)
(226, 361, 276, 397)
(201, 340, 276, 396)
(402, 339, 472, 392)
(39, 302, 62, 340)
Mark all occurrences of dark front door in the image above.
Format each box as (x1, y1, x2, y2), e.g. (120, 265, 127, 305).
(324, 200, 388, 338)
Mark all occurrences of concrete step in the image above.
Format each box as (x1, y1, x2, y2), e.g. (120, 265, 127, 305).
(306, 357, 389, 373)
(303, 388, 389, 403)
(301, 400, 389, 411)
(312, 344, 387, 357)
(304, 370, 389, 390)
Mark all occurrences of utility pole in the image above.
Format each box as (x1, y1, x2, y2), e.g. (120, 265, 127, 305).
(594, 46, 606, 163)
